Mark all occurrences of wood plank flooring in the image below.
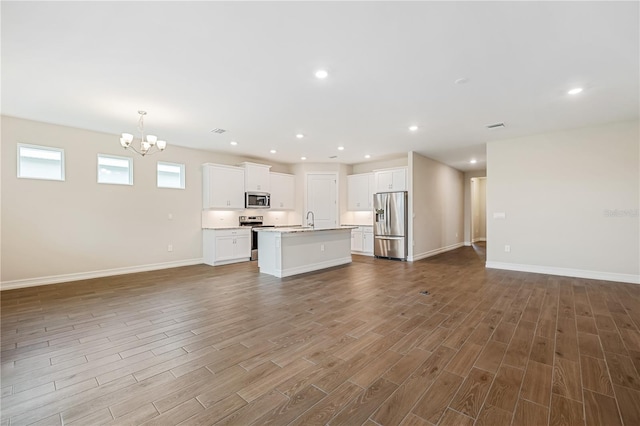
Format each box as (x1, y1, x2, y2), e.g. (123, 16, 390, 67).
(2, 243, 640, 425)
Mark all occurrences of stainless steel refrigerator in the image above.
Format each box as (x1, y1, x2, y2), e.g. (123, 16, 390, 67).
(373, 191, 408, 260)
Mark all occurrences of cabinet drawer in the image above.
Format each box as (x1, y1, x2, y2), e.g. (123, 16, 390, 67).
(215, 229, 250, 238)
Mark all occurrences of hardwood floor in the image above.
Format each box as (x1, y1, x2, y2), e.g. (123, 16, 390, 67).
(3, 243, 640, 425)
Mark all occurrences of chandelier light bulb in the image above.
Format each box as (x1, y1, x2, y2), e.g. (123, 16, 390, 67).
(157, 140, 167, 150)
(146, 135, 158, 145)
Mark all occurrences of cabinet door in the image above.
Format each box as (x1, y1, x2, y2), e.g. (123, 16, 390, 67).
(363, 229, 374, 254)
(204, 165, 245, 209)
(391, 168, 407, 191)
(375, 168, 407, 192)
(214, 235, 236, 261)
(270, 173, 295, 210)
(348, 174, 372, 211)
(367, 174, 375, 209)
(234, 234, 251, 258)
(351, 229, 364, 252)
(375, 171, 393, 192)
(244, 164, 271, 192)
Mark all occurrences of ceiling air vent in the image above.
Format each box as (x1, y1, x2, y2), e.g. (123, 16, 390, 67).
(210, 128, 227, 134)
(486, 122, 505, 129)
(329, 155, 338, 159)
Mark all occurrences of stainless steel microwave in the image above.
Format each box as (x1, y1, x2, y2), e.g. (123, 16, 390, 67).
(245, 192, 270, 209)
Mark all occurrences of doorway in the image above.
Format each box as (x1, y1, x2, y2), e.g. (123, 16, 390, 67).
(305, 173, 338, 229)
(470, 177, 487, 245)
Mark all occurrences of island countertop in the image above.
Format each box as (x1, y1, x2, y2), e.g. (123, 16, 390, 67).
(255, 226, 357, 234)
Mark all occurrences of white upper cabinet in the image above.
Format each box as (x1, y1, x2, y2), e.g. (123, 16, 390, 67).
(375, 167, 407, 192)
(347, 173, 375, 211)
(270, 172, 295, 210)
(202, 163, 245, 209)
(240, 162, 271, 192)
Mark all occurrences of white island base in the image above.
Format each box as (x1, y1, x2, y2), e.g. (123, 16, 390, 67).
(256, 227, 354, 278)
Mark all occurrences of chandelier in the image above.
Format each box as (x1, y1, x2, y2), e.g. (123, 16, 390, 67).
(119, 111, 167, 156)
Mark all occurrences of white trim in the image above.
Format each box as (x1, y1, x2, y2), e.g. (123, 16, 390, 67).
(264, 256, 352, 278)
(485, 261, 640, 284)
(472, 237, 487, 243)
(17, 143, 66, 181)
(97, 153, 133, 185)
(408, 242, 465, 262)
(157, 161, 186, 189)
(1, 258, 204, 291)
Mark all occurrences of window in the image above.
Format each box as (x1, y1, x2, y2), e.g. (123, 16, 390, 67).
(97, 154, 132, 185)
(157, 161, 185, 189)
(17, 143, 65, 181)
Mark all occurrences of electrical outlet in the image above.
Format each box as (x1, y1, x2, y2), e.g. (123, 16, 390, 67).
(504, 245, 511, 253)
(168, 244, 173, 252)
(168, 213, 173, 220)
(320, 244, 325, 252)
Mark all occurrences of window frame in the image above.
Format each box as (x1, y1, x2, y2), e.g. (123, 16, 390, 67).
(157, 161, 185, 189)
(97, 154, 133, 186)
(17, 143, 66, 181)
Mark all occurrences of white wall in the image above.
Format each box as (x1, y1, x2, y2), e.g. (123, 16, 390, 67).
(352, 156, 407, 174)
(1, 116, 292, 288)
(463, 170, 486, 244)
(486, 120, 640, 283)
(409, 151, 464, 260)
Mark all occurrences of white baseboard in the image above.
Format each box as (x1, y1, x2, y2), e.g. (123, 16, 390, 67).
(1, 258, 204, 291)
(472, 237, 487, 243)
(265, 257, 352, 278)
(409, 242, 465, 262)
(485, 261, 640, 285)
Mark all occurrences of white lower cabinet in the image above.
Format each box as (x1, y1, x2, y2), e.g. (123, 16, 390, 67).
(203, 228, 251, 266)
(351, 226, 373, 256)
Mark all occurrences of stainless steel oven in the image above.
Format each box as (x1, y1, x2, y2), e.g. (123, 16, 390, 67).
(239, 216, 274, 260)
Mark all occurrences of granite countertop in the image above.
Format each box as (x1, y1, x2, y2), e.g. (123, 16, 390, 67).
(255, 226, 358, 233)
(341, 224, 373, 227)
(202, 226, 246, 230)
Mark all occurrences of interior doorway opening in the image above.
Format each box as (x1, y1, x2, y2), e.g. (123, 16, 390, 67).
(470, 177, 487, 247)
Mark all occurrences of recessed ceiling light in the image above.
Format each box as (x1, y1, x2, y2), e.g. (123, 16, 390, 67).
(270, 149, 276, 154)
(364, 154, 371, 159)
(470, 159, 477, 164)
(230, 141, 238, 146)
(301, 156, 307, 160)
(409, 125, 418, 131)
(337, 146, 345, 151)
(568, 87, 583, 95)
(315, 69, 328, 79)
(296, 133, 304, 139)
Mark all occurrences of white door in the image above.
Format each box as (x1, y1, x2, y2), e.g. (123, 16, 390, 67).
(306, 173, 337, 229)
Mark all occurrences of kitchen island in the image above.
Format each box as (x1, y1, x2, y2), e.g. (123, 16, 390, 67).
(255, 227, 356, 278)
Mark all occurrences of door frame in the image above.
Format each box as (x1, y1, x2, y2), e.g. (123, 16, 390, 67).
(304, 172, 339, 228)
(470, 177, 487, 244)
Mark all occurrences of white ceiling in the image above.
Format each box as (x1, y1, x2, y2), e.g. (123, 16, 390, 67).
(2, 1, 638, 171)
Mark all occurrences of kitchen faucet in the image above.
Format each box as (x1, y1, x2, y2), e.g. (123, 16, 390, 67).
(306, 211, 315, 228)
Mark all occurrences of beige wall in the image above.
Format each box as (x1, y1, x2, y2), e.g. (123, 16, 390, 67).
(1, 116, 292, 287)
(486, 120, 640, 283)
(463, 170, 487, 244)
(409, 151, 464, 260)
